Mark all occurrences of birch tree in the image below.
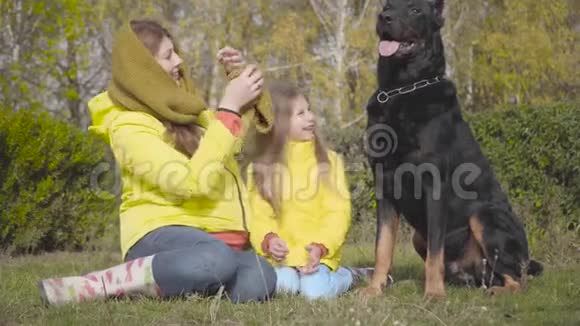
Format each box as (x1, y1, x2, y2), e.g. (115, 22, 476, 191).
(308, 0, 380, 126)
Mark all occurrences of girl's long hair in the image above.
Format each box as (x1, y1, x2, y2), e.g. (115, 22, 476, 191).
(251, 81, 329, 213)
(130, 19, 203, 157)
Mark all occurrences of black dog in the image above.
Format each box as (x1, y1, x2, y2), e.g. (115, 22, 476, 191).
(360, 0, 542, 298)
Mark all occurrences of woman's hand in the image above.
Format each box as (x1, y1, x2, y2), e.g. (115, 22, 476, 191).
(267, 236, 289, 262)
(217, 46, 245, 75)
(218, 65, 264, 113)
(298, 244, 323, 275)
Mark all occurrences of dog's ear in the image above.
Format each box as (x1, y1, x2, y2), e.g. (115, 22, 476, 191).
(428, 0, 445, 27)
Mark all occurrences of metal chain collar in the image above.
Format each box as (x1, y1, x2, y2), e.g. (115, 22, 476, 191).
(376, 76, 444, 104)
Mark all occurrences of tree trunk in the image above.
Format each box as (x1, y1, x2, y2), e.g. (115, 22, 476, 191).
(333, 0, 348, 120)
(207, 39, 221, 108)
(65, 37, 85, 128)
(465, 46, 474, 110)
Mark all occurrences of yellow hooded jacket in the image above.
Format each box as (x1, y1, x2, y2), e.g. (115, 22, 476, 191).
(247, 141, 352, 271)
(88, 92, 251, 258)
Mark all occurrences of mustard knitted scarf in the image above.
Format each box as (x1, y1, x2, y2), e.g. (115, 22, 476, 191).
(107, 22, 273, 132)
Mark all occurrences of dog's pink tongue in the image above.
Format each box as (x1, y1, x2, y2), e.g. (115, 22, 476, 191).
(379, 41, 400, 57)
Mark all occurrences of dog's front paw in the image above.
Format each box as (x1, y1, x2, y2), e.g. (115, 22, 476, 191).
(424, 289, 446, 300)
(357, 286, 383, 299)
(424, 281, 446, 299)
(424, 273, 446, 299)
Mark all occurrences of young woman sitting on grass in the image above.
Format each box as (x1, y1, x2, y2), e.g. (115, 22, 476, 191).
(38, 19, 277, 305)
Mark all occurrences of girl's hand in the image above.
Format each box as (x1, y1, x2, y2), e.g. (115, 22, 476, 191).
(217, 46, 245, 75)
(298, 245, 323, 275)
(218, 65, 264, 113)
(268, 237, 289, 262)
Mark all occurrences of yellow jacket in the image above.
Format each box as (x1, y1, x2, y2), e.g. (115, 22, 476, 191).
(247, 141, 351, 271)
(88, 92, 250, 258)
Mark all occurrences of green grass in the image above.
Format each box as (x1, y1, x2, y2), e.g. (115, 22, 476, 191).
(1, 243, 579, 326)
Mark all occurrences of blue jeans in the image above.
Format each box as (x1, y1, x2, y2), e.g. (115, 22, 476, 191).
(125, 226, 276, 303)
(275, 265, 353, 300)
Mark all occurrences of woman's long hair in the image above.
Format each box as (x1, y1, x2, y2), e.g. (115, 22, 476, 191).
(251, 81, 329, 213)
(130, 19, 203, 157)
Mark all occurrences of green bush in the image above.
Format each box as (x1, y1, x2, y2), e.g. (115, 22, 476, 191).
(467, 102, 579, 257)
(322, 124, 374, 224)
(0, 107, 117, 254)
(324, 101, 580, 259)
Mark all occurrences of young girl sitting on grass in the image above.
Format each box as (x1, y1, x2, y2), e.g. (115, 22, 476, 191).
(247, 81, 372, 300)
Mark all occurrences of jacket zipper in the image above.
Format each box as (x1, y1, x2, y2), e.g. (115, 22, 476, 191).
(224, 166, 248, 231)
(194, 121, 247, 232)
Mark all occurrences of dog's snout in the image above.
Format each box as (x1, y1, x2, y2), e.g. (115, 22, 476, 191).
(379, 11, 392, 23)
